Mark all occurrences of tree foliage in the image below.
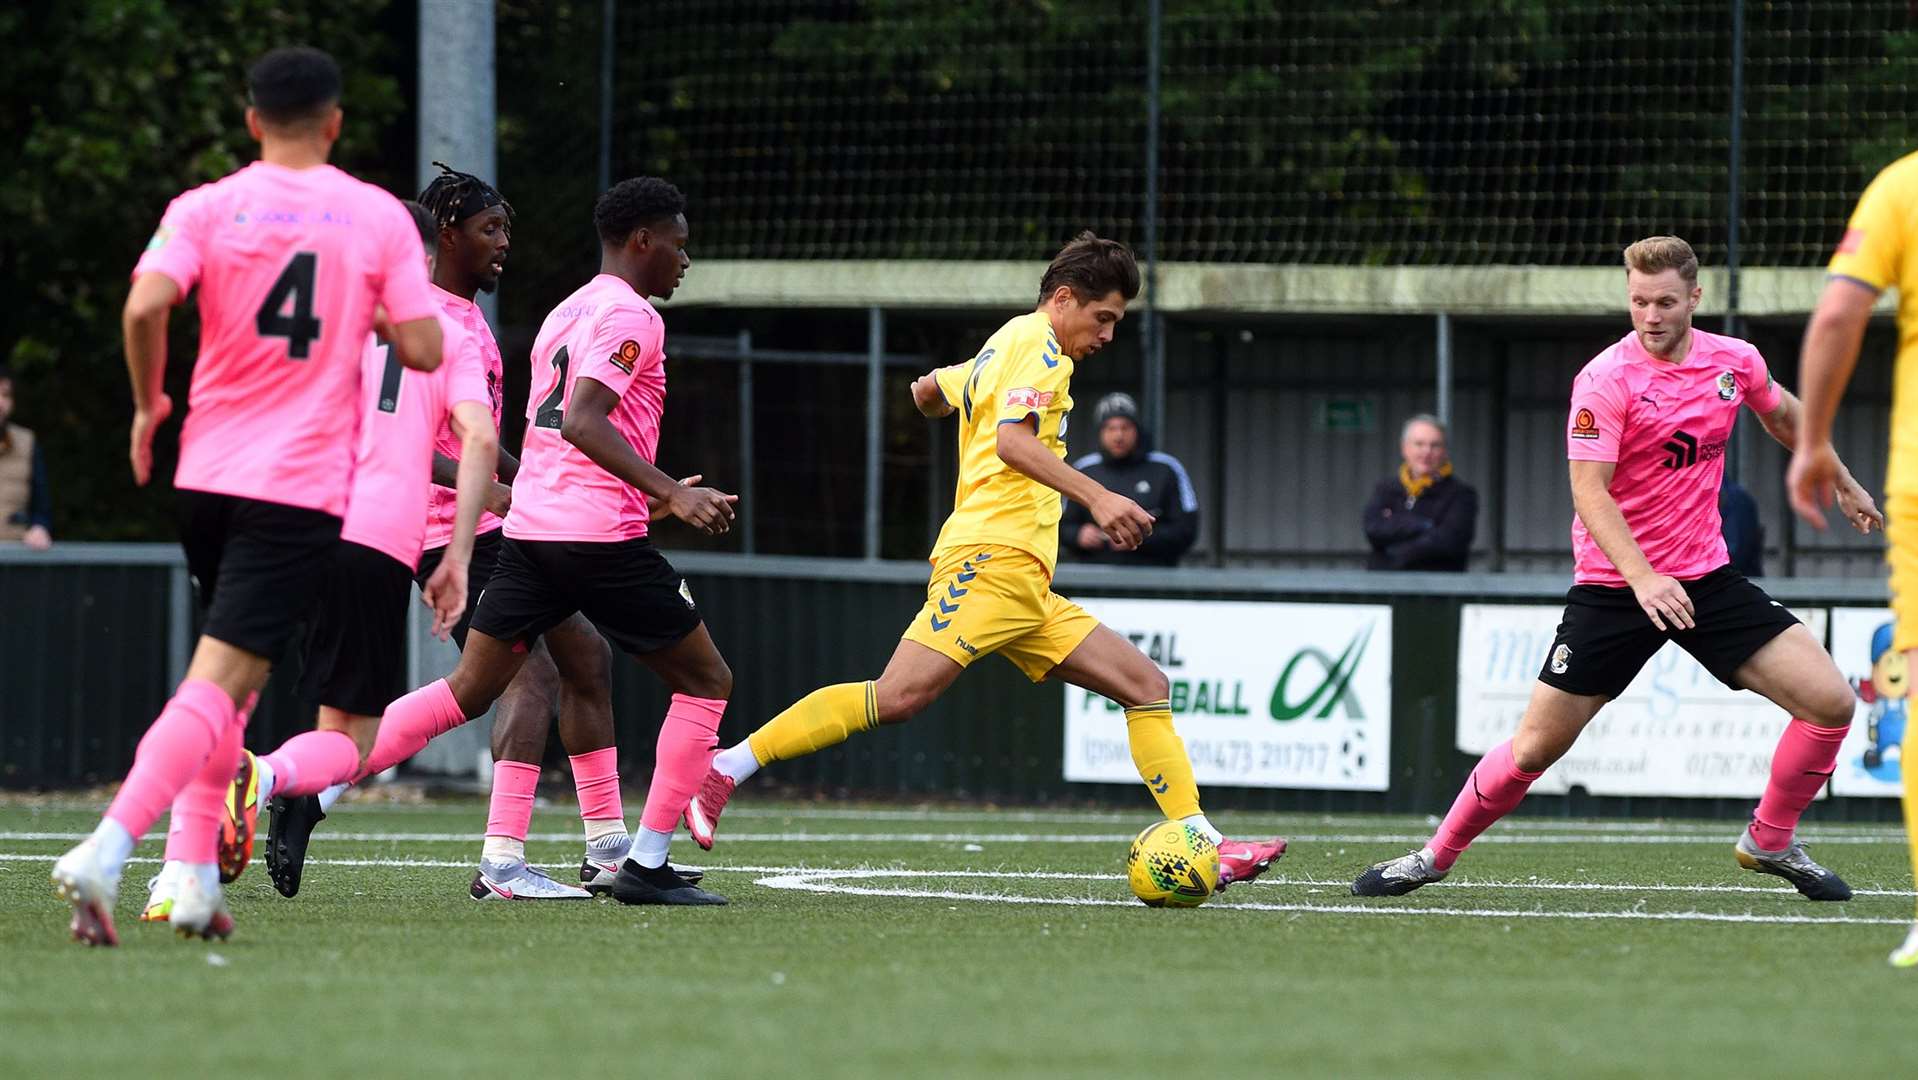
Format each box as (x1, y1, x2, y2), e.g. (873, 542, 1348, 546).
(0, 0, 404, 539)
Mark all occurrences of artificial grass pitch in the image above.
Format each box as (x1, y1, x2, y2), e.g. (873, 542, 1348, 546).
(1, 800, 1913, 1079)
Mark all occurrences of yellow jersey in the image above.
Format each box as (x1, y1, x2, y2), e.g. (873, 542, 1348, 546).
(929, 310, 1074, 576)
(1829, 150, 1918, 495)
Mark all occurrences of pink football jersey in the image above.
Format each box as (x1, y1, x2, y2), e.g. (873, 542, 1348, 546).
(1565, 329, 1782, 586)
(420, 284, 505, 552)
(504, 274, 666, 542)
(339, 320, 490, 569)
(132, 161, 438, 516)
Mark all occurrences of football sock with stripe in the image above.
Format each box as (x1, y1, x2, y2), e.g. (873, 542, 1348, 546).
(1750, 717, 1847, 851)
(743, 681, 877, 769)
(1429, 739, 1540, 871)
(1125, 701, 1202, 820)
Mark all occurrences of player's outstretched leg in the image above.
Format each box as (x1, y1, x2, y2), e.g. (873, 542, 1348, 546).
(1732, 626, 1857, 901)
(697, 641, 960, 849)
(1356, 681, 1598, 897)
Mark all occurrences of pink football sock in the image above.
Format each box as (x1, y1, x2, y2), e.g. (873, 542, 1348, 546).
(486, 760, 542, 840)
(162, 705, 247, 864)
(1429, 740, 1542, 871)
(639, 695, 726, 833)
(105, 679, 237, 841)
(1750, 718, 1848, 850)
(263, 730, 363, 799)
(570, 747, 624, 825)
(355, 679, 468, 781)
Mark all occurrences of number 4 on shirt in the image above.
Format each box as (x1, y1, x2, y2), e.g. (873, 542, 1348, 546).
(256, 251, 322, 359)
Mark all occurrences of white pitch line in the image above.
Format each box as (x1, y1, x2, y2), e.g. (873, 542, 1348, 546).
(1, 852, 1911, 899)
(749, 872, 1911, 925)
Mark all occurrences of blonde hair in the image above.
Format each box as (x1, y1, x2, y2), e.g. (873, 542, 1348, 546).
(1622, 235, 1698, 285)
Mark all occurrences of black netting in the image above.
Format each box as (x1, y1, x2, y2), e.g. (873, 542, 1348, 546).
(498, 0, 1918, 267)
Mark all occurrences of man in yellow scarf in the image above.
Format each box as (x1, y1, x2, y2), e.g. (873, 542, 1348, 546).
(1361, 413, 1478, 571)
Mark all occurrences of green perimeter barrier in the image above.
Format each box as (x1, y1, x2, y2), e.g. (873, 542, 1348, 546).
(0, 545, 1901, 823)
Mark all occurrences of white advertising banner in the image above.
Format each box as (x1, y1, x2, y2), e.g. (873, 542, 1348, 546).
(1828, 607, 1904, 798)
(1456, 603, 1827, 797)
(1062, 599, 1392, 791)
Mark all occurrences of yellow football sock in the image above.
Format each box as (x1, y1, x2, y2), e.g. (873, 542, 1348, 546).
(747, 682, 877, 766)
(1905, 742, 1918, 919)
(1125, 700, 1202, 820)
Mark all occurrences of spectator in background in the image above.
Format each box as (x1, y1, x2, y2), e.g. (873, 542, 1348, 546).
(1719, 477, 1764, 576)
(1061, 391, 1199, 566)
(0, 364, 52, 550)
(1363, 413, 1476, 571)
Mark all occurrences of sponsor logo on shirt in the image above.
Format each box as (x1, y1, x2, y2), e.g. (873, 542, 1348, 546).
(1717, 371, 1737, 401)
(1004, 386, 1055, 411)
(610, 339, 641, 375)
(145, 225, 173, 252)
(1570, 407, 1601, 440)
(1660, 429, 1727, 470)
(1837, 227, 1865, 255)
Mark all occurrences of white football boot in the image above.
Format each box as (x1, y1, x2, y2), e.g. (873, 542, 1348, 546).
(470, 858, 592, 901)
(51, 838, 122, 946)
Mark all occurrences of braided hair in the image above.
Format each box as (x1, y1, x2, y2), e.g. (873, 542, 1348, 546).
(417, 161, 513, 231)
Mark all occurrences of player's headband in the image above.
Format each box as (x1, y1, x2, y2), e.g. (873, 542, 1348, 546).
(424, 161, 511, 227)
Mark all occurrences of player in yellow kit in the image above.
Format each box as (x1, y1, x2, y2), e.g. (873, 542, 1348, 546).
(1788, 150, 1918, 966)
(685, 232, 1285, 884)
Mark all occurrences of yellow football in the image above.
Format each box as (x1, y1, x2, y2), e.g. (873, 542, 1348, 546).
(1126, 820, 1220, 907)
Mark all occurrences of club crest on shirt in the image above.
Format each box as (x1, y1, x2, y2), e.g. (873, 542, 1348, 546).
(1570, 407, 1600, 440)
(610, 339, 641, 375)
(1004, 386, 1055, 411)
(1717, 371, 1737, 401)
(1550, 644, 1571, 675)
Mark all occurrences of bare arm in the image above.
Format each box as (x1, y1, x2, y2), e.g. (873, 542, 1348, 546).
(415, 402, 496, 638)
(562, 376, 736, 534)
(123, 272, 181, 486)
(1788, 277, 1881, 530)
(433, 449, 514, 517)
(996, 419, 1154, 550)
(1756, 386, 1881, 533)
(1569, 459, 1694, 631)
(912, 371, 955, 418)
(386, 314, 444, 373)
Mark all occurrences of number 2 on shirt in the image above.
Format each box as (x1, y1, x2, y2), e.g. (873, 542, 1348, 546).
(534, 345, 570, 429)
(256, 251, 322, 359)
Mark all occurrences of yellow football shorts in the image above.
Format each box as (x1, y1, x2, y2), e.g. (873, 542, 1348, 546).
(1889, 493, 1918, 652)
(900, 544, 1098, 682)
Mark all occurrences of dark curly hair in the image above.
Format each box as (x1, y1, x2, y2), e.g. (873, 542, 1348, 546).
(593, 177, 686, 246)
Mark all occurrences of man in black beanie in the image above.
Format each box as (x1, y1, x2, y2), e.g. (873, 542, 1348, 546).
(1060, 392, 1200, 567)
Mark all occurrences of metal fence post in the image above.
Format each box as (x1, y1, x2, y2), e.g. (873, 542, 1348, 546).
(419, 0, 498, 329)
(1435, 311, 1453, 427)
(1141, 0, 1166, 437)
(865, 307, 885, 560)
(737, 329, 756, 555)
(598, 0, 616, 193)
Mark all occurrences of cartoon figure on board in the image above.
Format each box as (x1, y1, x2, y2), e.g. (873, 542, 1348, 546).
(1855, 621, 1907, 781)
